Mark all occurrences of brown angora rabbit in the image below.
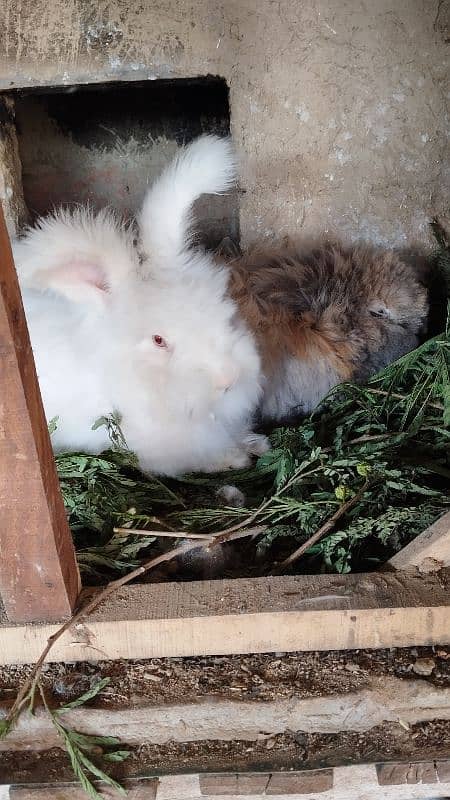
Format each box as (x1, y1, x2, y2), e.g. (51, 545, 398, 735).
(227, 240, 429, 423)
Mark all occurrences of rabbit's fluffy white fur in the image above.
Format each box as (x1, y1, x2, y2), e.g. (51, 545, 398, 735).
(14, 136, 266, 476)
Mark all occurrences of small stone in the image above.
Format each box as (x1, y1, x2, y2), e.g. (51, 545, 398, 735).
(412, 657, 435, 676)
(344, 662, 360, 672)
(216, 484, 246, 508)
(53, 671, 100, 699)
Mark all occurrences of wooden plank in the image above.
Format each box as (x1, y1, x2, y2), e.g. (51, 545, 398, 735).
(198, 771, 334, 795)
(0, 203, 80, 622)
(266, 770, 334, 794)
(0, 571, 449, 664)
(376, 762, 439, 785)
(7, 765, 450, 797)
(10, 780, 159, 799)
(199, 773, 270, 795)
(388, 510, 450, 572)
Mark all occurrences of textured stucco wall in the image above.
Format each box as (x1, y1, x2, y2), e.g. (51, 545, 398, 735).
(0, 0, 448, 247)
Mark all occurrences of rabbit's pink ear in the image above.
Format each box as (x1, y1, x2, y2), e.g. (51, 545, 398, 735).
(40, 259, 110, 304)
(13, 208, 136, 306)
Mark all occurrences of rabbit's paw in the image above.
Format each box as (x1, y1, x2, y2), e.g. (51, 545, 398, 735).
(243, 432, 271, 456)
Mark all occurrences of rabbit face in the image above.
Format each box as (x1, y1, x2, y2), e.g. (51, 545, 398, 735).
(108, 256, 262, 424)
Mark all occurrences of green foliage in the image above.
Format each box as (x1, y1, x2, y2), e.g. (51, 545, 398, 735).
(55, 677, 111, 712)
(54, 223, 450, 575)
(0, 719, 12, 739)
(49, 710, 128, 799)
(2, 679, 129, 800)
(45, 678, 130, 798)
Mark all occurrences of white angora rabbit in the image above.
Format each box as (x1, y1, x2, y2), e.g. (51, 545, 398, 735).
(13, 136, 268, 476)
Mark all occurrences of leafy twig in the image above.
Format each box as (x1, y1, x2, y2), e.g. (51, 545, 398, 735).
(4, 522, 267, 731)
(38, 682, 128, 799)
(275, 479, 371, 572)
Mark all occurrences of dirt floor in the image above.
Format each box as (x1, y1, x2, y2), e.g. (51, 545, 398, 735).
(2, 720, 450, 784)
(1, 646, 450, 784)
(1, 646, 449, 709)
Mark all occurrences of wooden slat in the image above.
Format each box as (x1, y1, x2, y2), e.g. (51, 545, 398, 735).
(388, 511, 450, 572)
(0, 203, 80, 622)
(6, 764, 450, 797)
(10, 781, 159, 798)
(0, 571, 449, 664)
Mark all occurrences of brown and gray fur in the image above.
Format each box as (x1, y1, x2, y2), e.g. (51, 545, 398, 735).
(226, 240, 428, 422)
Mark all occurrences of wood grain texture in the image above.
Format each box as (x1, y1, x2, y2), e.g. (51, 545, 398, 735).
(199, 773, 270, 795)
(0, 203, 80, 622)
(0, 571, 449, 664)
(8, 765, 450, 797)
(376, 762, 439, 785)
(266, 769, 334, 794)
(10, 780, 159, 799)
(388, 511, 450, 572)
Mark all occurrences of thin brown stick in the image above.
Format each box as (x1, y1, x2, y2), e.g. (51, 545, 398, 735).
(345, 433, 393, 446)
(6, 522, 267, 724)
(274, 480, 371, 573)
(113, 527, 213, 540)
(3, 459, 344, 725)
(367, 387, 444, 412)
(211, 524, 267, 545)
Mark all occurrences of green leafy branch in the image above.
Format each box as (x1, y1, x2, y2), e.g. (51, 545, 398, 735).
(1, 678, 129, 800)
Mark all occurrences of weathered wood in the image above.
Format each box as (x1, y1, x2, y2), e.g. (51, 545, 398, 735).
(0, 96, 28, 237)
(4, 674, 447, 751)
(199, 773, 270, 794)
(0, 571, 449, 664)
(199, 771, 334, 796)
(266, 770, 334, 794)
(10, 781, 158, 799)
(7, 764, 450, 798)
(0, 203, 80, 622)
(376, 762, 439, 785)
(388, 510, 450, 572)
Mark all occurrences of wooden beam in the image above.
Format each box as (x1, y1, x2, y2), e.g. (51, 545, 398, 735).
(0, 203, 80, 622)
(388, 511, 450, 573)
(0, 570, 449, 664)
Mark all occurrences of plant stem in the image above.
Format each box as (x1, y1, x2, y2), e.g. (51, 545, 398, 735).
(6, 523, 267, 724)
(113, 527, 213, 540)
(367, 388, 444, 411)
(274, 480, 371, 572)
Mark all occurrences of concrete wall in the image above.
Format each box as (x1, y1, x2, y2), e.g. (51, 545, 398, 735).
(0, 0, 448, 247)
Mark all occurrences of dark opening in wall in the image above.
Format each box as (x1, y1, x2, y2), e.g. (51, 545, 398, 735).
(12, 77, 237, 248)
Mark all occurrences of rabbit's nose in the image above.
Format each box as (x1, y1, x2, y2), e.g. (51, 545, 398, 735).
(214, 370, 237, 392)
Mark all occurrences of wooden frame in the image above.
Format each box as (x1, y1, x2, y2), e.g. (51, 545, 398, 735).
(1, 201, 449, 658)
(0, 206, 80, 623)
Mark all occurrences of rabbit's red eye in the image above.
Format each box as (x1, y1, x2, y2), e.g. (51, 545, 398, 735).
(152, 334, 167, 348)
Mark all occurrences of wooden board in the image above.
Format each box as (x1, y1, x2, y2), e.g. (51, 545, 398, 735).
(0, 203, 80, 622)
(0, 570, 449, 664)
(388, 510, 450, 572)
(6, 763, 450, 798)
